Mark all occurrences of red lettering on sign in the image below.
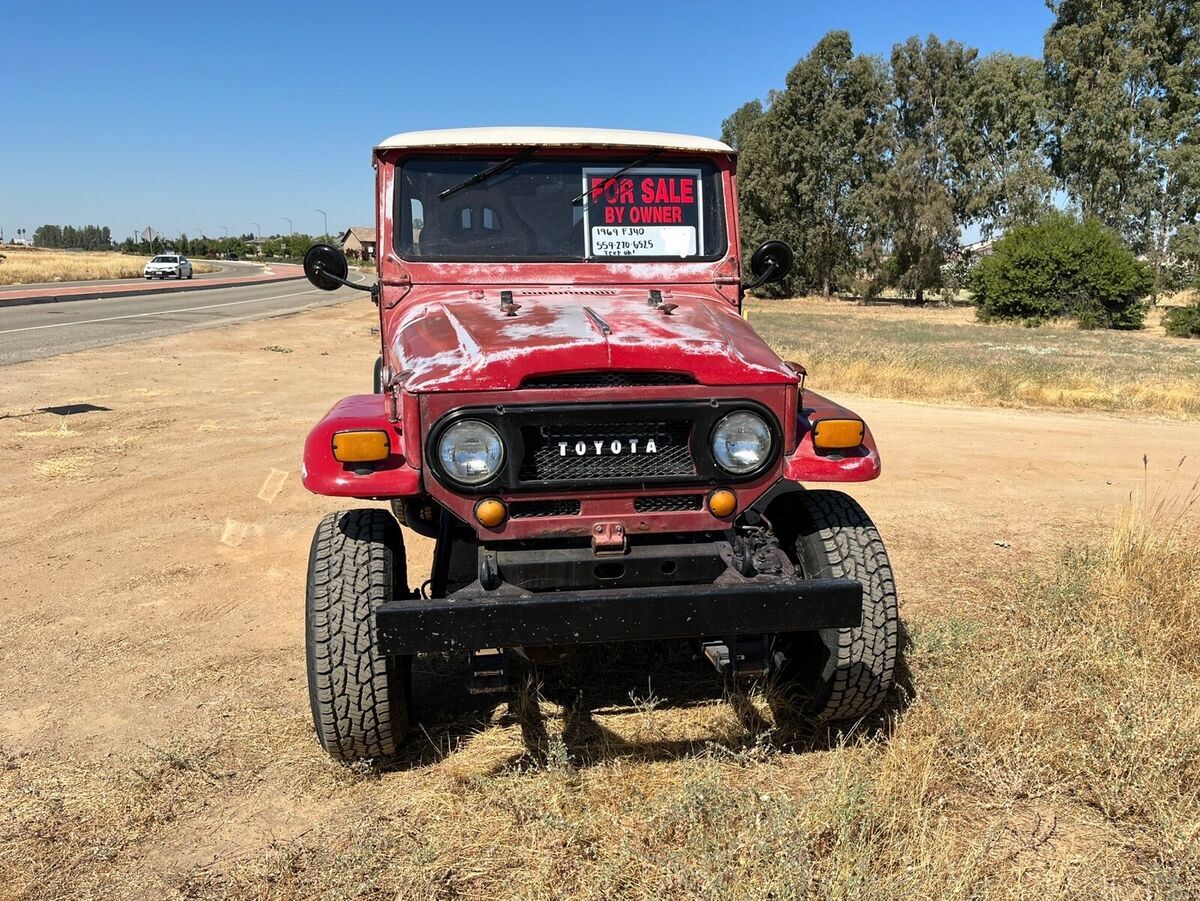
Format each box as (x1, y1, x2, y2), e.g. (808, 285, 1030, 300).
(590, 176, 635, 205)
(629, 206, 683, 224)
(638, 177, 697, 206)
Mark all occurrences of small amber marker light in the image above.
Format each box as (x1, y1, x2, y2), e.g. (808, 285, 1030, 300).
(707, 488, 738, 518)
(331, 430, 390, 463)
(475, 498, 508, 528)
(812, 419, 865, 451)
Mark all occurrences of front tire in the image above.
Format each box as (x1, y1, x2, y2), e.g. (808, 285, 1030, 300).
(306, 508, 411, 762)
(769, 490, 899, 723)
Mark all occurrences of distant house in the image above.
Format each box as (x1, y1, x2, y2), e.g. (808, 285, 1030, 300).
(949, 239, 995, 263)
(339, 227, 377, 260)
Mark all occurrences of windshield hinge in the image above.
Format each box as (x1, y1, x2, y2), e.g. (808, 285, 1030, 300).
(714, 255, 740, 284)
(384, 272, 413, 309)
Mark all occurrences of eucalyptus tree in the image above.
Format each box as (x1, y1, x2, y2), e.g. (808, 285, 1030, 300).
(720, 100, 764, 152)
(869, 34, 979, 302)
(1045, 0, 1200, 286)
(965, 52, 1055, 235)
(736, 31, 888, 297)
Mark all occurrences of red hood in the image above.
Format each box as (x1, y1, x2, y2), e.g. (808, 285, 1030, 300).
(387, 288, 796, 392)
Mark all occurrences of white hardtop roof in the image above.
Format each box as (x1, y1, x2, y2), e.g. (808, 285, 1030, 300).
(375, 126, 734, 154)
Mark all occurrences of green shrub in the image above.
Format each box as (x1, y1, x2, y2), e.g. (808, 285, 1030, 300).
(1164, 303, 1200, 339)
(972, 213, 1151, 329)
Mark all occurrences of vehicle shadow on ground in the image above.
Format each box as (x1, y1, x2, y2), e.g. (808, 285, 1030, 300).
(391, 630, 914, 773)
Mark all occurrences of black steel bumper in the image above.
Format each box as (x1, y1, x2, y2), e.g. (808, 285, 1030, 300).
(375, 577, 862, 655)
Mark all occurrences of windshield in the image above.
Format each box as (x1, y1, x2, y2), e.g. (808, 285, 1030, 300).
(151, 256, 178, 263)
(395, 156, 726, 262)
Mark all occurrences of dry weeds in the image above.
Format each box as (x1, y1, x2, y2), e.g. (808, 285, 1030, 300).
(2, 500, 1197, 898)
(750, 297, 1200, 420)
(0, 245, 217, 285)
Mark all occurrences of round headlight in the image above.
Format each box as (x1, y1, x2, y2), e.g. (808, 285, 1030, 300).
(711, 411, 772, 475)
(437, 420, 505, 485)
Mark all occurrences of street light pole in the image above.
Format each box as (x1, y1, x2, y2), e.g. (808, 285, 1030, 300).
(221, 226, 229, 237)
(315, 208, 328, 240)
(282, 217, 293, 235)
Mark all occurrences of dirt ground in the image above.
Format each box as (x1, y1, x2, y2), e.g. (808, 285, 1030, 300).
(2, 300, 1199, 895)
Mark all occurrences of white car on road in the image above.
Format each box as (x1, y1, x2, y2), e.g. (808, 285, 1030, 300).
(144, 254, 193, 280)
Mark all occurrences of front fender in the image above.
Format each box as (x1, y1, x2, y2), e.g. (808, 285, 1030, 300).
(784, 390, 881, 482)
(301, 394, 422, 498)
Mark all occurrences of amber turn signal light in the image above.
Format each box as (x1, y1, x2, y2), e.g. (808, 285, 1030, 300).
(707, 488, 738, 518)
(474, 498, 508, 528)
(812, 419, 865, 451)
(331, 430, 390, 463)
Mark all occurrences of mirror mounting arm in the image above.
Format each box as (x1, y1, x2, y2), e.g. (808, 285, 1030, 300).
(311, 262, 378, 300)
(741, 261, 778, 291)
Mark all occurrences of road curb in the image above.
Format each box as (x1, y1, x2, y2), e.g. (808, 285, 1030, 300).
(0, 271, 305, 308)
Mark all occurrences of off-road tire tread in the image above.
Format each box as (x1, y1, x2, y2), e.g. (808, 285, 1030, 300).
(306, 509, 409, 762)
(781, 490, 899, 722)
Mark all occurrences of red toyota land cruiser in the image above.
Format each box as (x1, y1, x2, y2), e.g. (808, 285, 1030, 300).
(300, 127, 898, 763)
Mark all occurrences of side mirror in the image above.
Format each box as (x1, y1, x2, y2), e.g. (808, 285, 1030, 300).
(303, 243, 350, 291)
(744, 240, 795, 290)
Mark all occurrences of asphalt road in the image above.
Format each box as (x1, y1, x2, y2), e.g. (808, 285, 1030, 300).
(0, 276, 367, 365)
(0, 258, 251, 295)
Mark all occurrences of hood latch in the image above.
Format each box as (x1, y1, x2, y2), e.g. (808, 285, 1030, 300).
(499, 290, 521, 317)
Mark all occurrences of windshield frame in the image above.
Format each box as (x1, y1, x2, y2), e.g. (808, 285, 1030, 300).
(392, 153, 728, 265)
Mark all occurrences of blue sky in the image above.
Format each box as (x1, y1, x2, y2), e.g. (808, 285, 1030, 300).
(0, 0, 1052, 243)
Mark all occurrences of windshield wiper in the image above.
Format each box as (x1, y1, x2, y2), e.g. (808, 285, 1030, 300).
(569, 149, 664, 205)
(438, 146, 541, 200)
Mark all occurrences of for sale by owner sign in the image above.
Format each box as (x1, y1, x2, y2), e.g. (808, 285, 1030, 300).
(582, 167, 704, 258)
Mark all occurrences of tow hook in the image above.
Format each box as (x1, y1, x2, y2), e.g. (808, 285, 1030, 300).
(469, 648, 508, 694)
(702, 636, 771, 678)
(591, 521, 627, 556)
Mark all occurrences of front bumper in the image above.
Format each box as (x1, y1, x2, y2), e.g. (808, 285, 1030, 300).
(375, 576, 862, 655)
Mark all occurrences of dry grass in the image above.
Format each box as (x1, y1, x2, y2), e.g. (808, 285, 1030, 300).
(2, 500, 1198, 898)
(750, 297, 1200, 419)
(0, 245, 217, 285)
(31, 453, 98, 481)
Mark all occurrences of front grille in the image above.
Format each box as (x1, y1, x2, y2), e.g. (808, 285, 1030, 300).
(519, 420, 694, 482)
(521, 371, 696, 389)
(634, 493, 704, 513)
(509, 499, 581, 518)
(429, 400, 774, 493)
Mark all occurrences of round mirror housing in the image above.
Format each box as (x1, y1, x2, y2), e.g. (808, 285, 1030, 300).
(303, 243, 349, 291)
(748, 240, 794, 284)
